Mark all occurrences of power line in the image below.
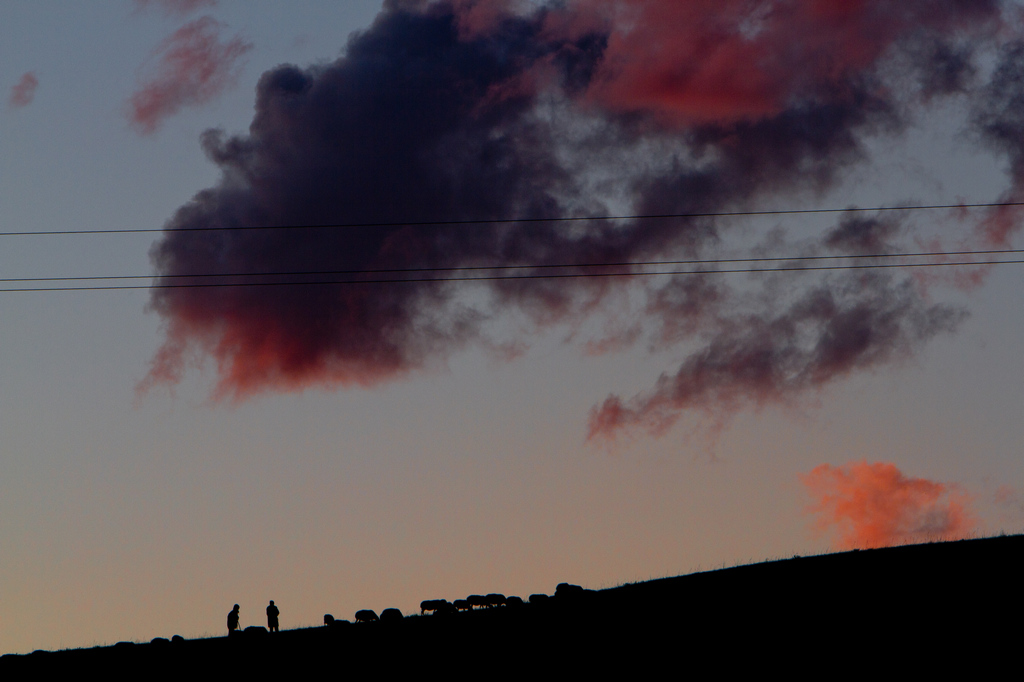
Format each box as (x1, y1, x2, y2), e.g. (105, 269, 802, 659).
(2, 200, 1023, 237)
(0, 256, 1019, 293)
(0, 247, 1021, 285)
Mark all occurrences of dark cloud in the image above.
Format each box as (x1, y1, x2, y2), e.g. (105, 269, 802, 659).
(588, 273, 964, 439)
(824, 215, 902, 255)
(128, 16, 252, 134)
(144, 0, 1012, 435)
(969, 41, 1024, 245)
(972, 42, 1024, 184)
(913, 38, 978, 99)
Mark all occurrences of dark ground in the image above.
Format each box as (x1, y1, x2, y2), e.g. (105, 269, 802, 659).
(4, 535, 1020, 674)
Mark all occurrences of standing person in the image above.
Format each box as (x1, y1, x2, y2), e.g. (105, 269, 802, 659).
(227, 604, 241, 635)
(267, 600, 280, 632)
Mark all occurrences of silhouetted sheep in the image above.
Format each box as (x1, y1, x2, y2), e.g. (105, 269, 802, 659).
(554, 583, 593, 606)
(505, 596, 524, 607)
(453, 599, 471, 611)
(323, 614, 335, 625)
(355, 609, 379, 623)
(466, 595, 488, 609)
(380, 608, 403, 623)
(419, 599, 449, 615)
(529, 594, 550, 604)
(485, 594, 506, 608)
(555, 583, 586, 600)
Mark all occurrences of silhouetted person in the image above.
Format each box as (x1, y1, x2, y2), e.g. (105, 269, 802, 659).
(267, 600, 280, 632)
(227, 604, 240, 635)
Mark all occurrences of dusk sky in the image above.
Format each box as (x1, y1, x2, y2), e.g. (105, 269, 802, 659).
(3, 0, 1024, 654)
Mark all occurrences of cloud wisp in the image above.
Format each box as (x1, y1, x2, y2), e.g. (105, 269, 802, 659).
(128, 16, 251, 134)
(133, 0, 217, 16)
(801, 461, 977, 549)
(9, 72, 39, 109)
(142, 1, 1021, 434)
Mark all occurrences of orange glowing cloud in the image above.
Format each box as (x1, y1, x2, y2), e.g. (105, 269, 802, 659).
(801, 461, 977, 549)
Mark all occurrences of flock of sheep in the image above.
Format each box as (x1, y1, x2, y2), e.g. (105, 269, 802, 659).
(324, 583, 586, 625)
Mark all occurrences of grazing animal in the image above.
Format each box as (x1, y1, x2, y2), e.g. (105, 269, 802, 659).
(380, 608, 403, 623)
(355, 609, 379, 623)
(485, 594, 506, 608)
(555, 583, 590, 605)
(323, 614, 335, 625)
(467, 595, 488, 610)
(420, 599, 449, 615)
(453, 599, 471, 612)
(555, 583, 585, 598)
(529, 594, 550, 604)
(505, 596, 524, 607)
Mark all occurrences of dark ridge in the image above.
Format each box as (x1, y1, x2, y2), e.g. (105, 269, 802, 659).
(4, 535, 1020, 674)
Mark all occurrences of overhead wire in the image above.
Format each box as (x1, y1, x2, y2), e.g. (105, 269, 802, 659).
(0, 254, 1021, 292)
(0, 246, 1022, 285)
(0, 200, 1021, 291)
(1, 200, 1022, 237)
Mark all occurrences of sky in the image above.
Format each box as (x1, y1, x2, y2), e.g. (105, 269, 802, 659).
(2, 0, 1024, 654)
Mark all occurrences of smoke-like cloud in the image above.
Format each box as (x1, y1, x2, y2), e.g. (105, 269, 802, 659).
(991, 484, 1024, 527)
(143, 1, 1019, 431)
(128, 16, 252, 134)
(9, 72, 39, 109)
(587, 274, 964, 438)
(133, 0, 216, 16)
(801, 461, 977, 549)
(970, 41, 1024, 246)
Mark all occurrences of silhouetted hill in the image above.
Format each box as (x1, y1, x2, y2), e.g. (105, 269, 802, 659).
(5, 535, 1020, 674)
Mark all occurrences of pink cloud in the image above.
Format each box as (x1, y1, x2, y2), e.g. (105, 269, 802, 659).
(544, 0, 999, 127)
(128, 16, 252, 134)
(801, 461, 978, 549)
(9, 72, 39, 109)
(133, 0, 216, 16)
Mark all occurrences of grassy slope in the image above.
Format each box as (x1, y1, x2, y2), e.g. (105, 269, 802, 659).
(4, 534, 1019, 674)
